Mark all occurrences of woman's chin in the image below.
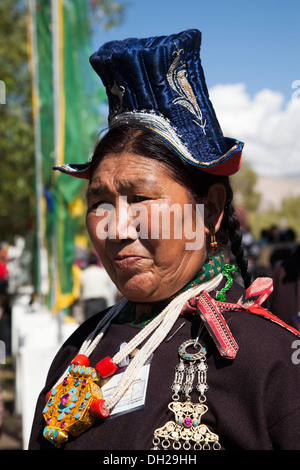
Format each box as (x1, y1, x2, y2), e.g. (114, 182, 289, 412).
(119, 287, 156, 304)
(117, 275, 160, 303)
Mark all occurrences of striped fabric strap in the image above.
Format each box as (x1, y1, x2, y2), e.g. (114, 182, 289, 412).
(192, 277, 300, 360)
(196, 292, 239, 359)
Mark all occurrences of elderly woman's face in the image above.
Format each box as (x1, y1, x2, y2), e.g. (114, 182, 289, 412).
(86, 151, 207, 303)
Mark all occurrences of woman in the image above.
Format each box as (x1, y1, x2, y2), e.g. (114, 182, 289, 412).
(29, 30, 300, 450)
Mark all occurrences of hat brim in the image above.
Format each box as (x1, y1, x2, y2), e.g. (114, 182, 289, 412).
(53, 135, 243, 180)
(53, 163, 90, 179)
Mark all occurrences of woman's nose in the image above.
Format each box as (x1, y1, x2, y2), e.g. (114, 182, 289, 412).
(109, 196, 139, 242)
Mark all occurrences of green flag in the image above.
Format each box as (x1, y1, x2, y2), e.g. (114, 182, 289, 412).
(28, 0, 103, 311)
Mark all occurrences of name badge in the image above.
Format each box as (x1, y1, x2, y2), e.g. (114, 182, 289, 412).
(101, 344, 152, 417)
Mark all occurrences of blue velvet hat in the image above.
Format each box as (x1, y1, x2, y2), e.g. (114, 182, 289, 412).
(54, 29, 243, 178)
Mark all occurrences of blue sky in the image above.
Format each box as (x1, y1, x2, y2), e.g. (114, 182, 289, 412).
(92, 0, 300, 103)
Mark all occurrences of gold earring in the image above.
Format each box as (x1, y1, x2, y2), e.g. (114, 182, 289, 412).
(210, 224, 217, 248)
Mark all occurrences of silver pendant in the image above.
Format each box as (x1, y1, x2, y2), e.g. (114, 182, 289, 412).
(151, 339, 221, 450)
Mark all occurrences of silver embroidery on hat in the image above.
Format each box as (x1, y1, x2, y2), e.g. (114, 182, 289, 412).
(109, 81, 126, 118)
(167, 44, 207, 135)
(110, 111, 199, 164)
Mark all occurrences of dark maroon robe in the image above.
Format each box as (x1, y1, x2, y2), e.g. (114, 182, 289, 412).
(29, 282, 300, 450)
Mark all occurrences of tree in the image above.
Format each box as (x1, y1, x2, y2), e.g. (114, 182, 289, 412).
(90, 0, 126, 30)
(0, 0, 35, 242)
(230, 161, 261, 213)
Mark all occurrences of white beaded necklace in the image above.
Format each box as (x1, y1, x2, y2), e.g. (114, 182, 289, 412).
(55, 274, 223, 413)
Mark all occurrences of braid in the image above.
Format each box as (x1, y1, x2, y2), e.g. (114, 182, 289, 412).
(221, 183, 252, 289)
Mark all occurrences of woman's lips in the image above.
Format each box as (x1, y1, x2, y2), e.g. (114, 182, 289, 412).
(113, 255, 143, 268)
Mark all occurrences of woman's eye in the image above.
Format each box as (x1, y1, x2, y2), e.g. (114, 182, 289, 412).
(133, 196, 149, 203)
(88, 200, 106, 211)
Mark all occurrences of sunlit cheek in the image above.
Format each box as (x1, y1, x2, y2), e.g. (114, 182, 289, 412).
(85, 213, 94, 239)
(85, 211, 111, 253)
(87, 204, 116, 241)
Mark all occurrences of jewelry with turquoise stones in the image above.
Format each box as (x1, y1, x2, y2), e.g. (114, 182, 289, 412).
(151, 338, 221, 450)
(42, 360, 105, 447)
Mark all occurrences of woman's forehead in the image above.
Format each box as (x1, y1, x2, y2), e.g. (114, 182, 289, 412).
(88, 176, 161, 197)
(90, 151, 171, 185)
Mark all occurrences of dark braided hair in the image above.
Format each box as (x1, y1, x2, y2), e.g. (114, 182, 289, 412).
(221, 181, 252, 288)
(89, 125, 251, 288)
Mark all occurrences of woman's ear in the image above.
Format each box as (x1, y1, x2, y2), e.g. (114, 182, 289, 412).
(204, 184, 227, 235)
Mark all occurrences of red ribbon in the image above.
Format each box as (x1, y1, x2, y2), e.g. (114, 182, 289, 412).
(182, 277, 300, 360)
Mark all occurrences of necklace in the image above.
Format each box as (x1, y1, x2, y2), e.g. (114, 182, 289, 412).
(42, 273, 223, 446)
(104, 274, 222, 412)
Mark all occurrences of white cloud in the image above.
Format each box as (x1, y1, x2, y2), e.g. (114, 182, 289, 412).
(209, 83, 300, 177)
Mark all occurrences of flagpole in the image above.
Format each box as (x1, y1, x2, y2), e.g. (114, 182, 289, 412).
(50, 0, 58, 314)
(27, 0, 44, 303)
(51, 0, 64, 339)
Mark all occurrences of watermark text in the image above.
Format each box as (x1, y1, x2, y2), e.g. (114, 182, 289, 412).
(291, 339, 300, 365)
(291, 80, 300, 103)
(95, 197, 205, 250)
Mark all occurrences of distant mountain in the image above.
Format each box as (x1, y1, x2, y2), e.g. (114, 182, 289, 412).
(255, 175, 300, 210)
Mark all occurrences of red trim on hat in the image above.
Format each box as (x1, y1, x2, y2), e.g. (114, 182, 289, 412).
(68, 170, 90, 180)
(201, 151, 242, 176)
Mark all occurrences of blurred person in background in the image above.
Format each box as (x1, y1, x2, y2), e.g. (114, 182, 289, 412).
(0, 244, 9, 318)
(80, 252, 114, 320)
(267, 244, 300, 330)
